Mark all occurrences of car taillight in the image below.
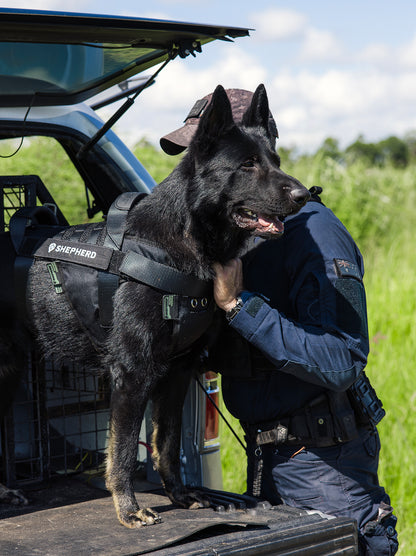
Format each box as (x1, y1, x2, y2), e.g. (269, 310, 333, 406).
(204, 371, 219, 442)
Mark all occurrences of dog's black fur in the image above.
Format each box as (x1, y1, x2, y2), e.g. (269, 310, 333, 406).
(0, 85, 309, 526)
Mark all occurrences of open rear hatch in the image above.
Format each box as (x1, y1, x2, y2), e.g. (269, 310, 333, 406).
(0, 8, 250, 107)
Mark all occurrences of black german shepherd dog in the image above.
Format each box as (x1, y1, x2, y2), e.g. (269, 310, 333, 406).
(0, 84, 309, 527)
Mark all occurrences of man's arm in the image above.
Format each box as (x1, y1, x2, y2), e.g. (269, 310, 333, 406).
(213, 259, 368, 392)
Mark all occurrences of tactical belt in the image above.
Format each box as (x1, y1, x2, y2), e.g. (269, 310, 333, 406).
(242, 389, 369, 449)
(243, 380, 384, 499)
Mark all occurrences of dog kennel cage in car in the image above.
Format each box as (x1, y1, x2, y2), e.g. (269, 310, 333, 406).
(0, 176, 117, 487)
(0, 176, 221, 491)
(1, 349, 114, 488)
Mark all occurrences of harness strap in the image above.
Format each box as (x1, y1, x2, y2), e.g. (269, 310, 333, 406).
(10, 205, 59, 253)
(104, 192, 147, 249)
(98, 271, 120, 327)
(34, 239, 211, 297)
(49, 192, 143, 329)
(118, 250, 211, 297)
(33, 190, 211, 298)
(162, 294, 214, 353)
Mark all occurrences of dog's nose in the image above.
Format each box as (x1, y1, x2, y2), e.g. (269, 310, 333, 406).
(290, 187, 311, 206)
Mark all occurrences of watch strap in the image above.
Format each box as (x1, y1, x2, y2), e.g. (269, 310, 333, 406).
(225, 290, 253, 322)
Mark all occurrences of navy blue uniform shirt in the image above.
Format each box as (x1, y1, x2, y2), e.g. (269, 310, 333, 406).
(220, 199, 370, 424)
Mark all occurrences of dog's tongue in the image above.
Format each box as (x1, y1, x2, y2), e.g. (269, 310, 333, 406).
(258, 215, 284, 234)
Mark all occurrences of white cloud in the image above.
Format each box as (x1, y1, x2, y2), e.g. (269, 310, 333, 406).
(299, 28, 344, 62)
(250, 8, 307, 41)
(78, 4, 416, 154)
(250, 7, 345, 65)
(101, 46, 267, 147)
(398, 34, 416, 69)
(357, 33, 416, 72)
(394, 71, 416, 103)
(105, 52, 416, 154)
(359, 43, 394, 67)
(269, 67, 416, 151)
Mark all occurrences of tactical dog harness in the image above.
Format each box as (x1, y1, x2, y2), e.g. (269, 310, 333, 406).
(11, 192, 214, 355)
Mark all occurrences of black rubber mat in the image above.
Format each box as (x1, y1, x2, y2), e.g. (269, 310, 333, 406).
(0, 480, 271, 555)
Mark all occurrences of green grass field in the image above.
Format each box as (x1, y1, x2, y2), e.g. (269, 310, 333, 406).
(2, 137, 415, 553)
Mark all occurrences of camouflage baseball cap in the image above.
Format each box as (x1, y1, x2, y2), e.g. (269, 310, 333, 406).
(160, 88, 278, 155)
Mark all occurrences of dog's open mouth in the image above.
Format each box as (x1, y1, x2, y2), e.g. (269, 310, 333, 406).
(232, 207, 285, 236)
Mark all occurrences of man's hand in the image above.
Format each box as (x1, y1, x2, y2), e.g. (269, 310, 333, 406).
(212, 259, 244, 313)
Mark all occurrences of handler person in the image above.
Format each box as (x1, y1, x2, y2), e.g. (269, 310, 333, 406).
(160, 88, 398, 555)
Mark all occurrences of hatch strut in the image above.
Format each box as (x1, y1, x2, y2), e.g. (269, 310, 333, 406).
(195, 375, 247, 452)
(77, 39, 204, 159)
(76, 50, 176, 159)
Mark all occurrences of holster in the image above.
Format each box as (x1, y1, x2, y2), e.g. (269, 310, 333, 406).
(347, 372, 386, 426)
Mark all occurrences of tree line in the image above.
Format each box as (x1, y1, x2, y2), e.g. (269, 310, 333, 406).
(279, 131, 416, 168)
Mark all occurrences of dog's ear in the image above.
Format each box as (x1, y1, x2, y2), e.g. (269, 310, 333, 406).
(192, 85, 235, 155)
(241, 84, 272, 139)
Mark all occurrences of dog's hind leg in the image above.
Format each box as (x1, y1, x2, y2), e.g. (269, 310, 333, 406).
(151, 367, 211, 510)
(105, 365, 162, 528)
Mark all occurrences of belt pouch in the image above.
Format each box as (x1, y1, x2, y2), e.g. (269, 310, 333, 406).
(328, 391, 359, 442)
(305, 395, 335, 446)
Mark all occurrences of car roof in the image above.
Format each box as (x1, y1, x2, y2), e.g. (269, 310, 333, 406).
(0, 8, 250, 107)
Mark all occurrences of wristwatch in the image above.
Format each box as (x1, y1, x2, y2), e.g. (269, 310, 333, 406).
(225, 291, 253, 322)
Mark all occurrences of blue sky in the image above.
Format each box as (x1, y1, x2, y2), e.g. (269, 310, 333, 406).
(3, 0, 416, 152)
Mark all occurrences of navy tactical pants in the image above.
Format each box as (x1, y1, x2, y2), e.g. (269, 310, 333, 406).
(246, 427, 398, 555)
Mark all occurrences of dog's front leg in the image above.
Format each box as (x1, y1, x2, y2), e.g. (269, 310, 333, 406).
(151, 369, 211, 510)
(105, 370, 161, 528)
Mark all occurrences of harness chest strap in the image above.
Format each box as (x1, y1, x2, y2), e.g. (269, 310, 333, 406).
(34, 238, 211, 297)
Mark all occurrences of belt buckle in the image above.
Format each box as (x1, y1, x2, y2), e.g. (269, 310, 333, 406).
(256, 423, 288, 445)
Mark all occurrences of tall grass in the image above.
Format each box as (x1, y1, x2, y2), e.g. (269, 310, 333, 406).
(365, 242, 416, 554)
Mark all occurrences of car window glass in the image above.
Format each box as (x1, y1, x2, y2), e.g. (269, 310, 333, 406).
(0, 136, 98, 225)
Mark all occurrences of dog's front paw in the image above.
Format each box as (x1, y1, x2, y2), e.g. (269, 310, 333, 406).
(169, 488, 211, 510)
(118, 507, 162, 529)
(0, 485, 28, 506)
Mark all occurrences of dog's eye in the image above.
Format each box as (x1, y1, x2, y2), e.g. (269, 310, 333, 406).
(241, 156, 258, 168)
